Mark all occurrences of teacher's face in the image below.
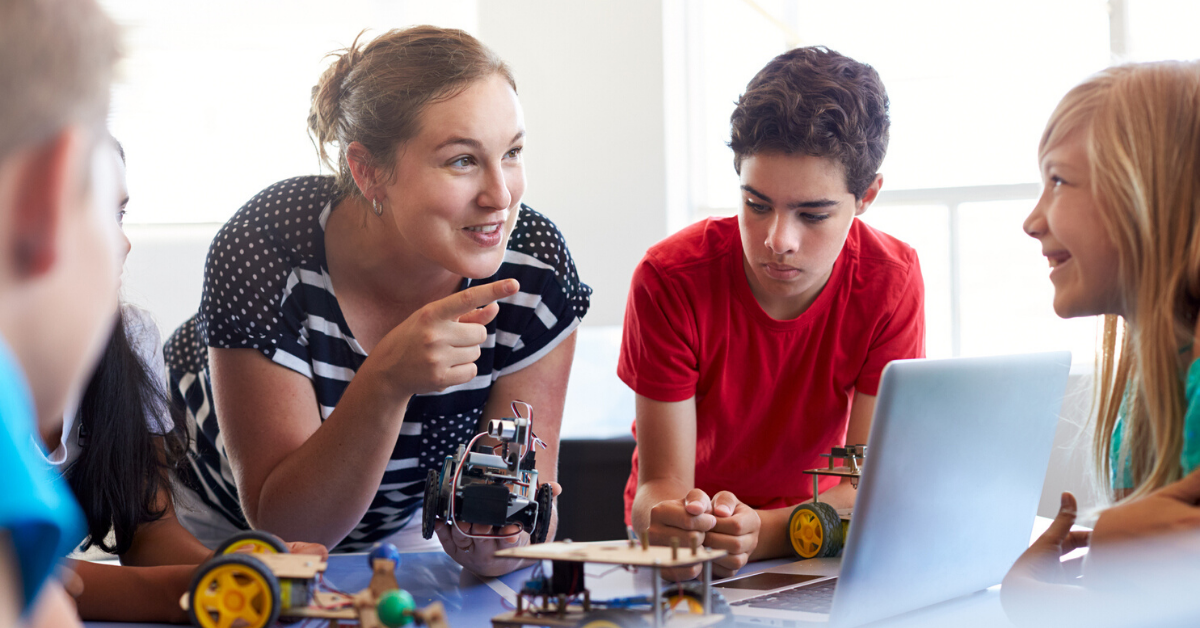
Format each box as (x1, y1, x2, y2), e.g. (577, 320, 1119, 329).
(382, 73, 526, 280)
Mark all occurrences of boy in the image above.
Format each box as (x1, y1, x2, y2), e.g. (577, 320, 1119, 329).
(0, 0, 122, 623)
(621, 47, 924, 578)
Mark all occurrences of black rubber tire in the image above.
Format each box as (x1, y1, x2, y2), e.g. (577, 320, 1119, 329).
(574, 609, 651, 628)
(663, 580, 733, 621)
(531, 482, 554, 544)
(790, 502, 844, 559)
(213, 530, 288, 555)
(422, 468, 440, 540)
(187, 553, 282, 628)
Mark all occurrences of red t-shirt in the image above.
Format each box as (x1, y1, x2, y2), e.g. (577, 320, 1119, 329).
(619, 216, 925, 523)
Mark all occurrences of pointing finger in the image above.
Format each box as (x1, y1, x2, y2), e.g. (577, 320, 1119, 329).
(432, 279, 519, 319)
(458, 301, 500, 326)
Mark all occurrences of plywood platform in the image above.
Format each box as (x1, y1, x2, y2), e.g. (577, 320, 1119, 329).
(491, 609, 727, 627)
(251, 552, 328, 579)
(495, 541, 726, 567)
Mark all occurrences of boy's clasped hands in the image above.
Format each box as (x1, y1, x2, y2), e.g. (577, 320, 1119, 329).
(648, 489, 761, 579)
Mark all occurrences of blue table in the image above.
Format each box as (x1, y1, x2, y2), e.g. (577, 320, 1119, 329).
(84, 547, 1016, 628)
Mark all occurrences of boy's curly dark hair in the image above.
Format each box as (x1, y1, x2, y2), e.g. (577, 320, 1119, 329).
(729, 46, 890, 199)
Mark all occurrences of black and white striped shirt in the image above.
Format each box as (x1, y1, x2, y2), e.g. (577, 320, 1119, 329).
(165, 176, 590, 551)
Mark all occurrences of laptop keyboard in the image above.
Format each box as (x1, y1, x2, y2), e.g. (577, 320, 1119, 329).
(733, 578, 838, 614)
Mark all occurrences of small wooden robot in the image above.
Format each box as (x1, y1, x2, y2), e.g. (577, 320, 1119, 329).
(182, 532, 449, 628)
(787, 445, 866, 559)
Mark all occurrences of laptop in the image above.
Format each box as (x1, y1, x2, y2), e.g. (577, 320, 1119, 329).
(717, 352, 1071, 626)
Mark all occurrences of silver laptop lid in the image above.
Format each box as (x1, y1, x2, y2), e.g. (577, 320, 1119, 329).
(831, 352, 1070, 627)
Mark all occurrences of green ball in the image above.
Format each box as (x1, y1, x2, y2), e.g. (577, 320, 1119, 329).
(377, 589, 415, 627)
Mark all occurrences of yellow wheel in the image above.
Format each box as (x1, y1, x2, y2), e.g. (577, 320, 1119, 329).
(788, 502, 843, 559)
(665, 593, 704, 614)
(187, 554, 281, 628)
(215, 530, 288, 555)
(574, 610, 649, 627)
(659, 581, 731, 618)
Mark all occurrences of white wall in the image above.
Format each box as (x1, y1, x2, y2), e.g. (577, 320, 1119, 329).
(477, 0, 670, 328)
(122, 223, 220, 337)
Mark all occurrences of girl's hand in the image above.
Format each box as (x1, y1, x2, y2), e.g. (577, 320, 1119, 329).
(1086, 467, 1200, 591)
(1000, 492, 1090, 624)
(434, 481, 560, 577)
(1005, 492, 1090, 585)
(368, 279, 519, 400)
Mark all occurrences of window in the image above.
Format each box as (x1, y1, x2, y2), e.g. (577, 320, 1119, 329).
(100, 0, 478, 225)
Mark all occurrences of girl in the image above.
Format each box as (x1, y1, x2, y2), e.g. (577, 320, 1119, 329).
(45, 142, 326, 623)
(165, 26, 589, 576)
(1002, 61, 1200, 622)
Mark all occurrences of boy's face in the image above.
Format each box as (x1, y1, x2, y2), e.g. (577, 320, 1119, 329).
(17, 133, 124, 435)
(737, 152, 879, 320)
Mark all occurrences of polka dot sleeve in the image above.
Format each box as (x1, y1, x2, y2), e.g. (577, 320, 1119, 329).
(490, 205, 592, 375)
(197, 176, 334, 355)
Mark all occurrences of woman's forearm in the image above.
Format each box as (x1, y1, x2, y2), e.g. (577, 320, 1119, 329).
(70, 559, 192, 623)
(250, 367, 412, 547)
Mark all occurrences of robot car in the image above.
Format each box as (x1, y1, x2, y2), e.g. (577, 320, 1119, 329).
(787, 444, 866, 560)
(422, 401, 554, 544)
(492, 536, 732, 628)
(181, 531, 449, 628)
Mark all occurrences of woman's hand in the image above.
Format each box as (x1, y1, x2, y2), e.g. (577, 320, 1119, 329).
(434, 481, 560, 577)
(435, 521, 532, 577)
(284, 541, 329, 560)
(368, 279, 519, 400)
(1000, 492, 1090, 625)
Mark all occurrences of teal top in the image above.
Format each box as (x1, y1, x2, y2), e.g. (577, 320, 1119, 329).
(1111, 357, 1200, 489)
(0, 336, 84, 612)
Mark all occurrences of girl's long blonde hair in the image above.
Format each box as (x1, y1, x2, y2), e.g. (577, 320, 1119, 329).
(1040, 61, 1200, 501)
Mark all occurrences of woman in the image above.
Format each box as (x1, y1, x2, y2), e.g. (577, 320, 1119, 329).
(166, 26, 590, 576)
(1002, 60, 1200, 624)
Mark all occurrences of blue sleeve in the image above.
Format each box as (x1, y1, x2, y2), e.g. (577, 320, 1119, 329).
(1182, 358, 1200, 476)
(0, 340, 84, 613)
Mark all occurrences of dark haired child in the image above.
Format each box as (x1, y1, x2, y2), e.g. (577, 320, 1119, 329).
(36, 143, 326, 623)
(623, 46, 925, 578)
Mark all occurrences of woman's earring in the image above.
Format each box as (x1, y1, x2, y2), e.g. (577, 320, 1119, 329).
(371, 198, 384, 216)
